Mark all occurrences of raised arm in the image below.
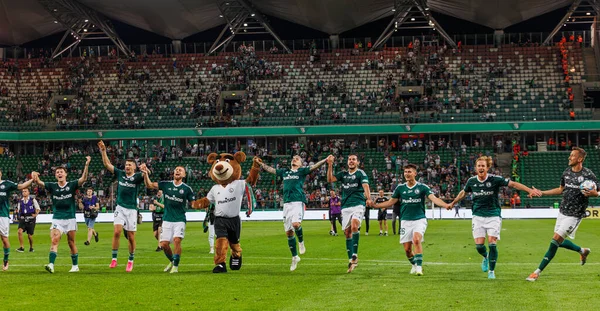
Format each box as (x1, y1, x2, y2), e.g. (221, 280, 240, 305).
(374, 197, 399, 209)
(508, 180, 541, 197)
(33, 172, 45, 188)
(255, 157, 276, 174)
(326, 155, 337, 183)
(309, 156, 329, 172)
(428, 193, 451, 209)
(140, 165, 158, 189)
(17, 172, 38, 190)
(98, 140, 115, 173)
(78, 156, 91, 187)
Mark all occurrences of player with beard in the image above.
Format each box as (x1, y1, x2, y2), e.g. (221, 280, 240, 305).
(451, 156, 540, 279)
(327, 154, 373, 273)
(140, 165, 196, 273)
(526, 147, 597, 281)
(257, 154, 329, 271)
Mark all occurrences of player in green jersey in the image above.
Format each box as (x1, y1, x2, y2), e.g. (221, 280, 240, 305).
(99, 140, 145, 272)
(149, 190, 165, 251)
(140, 164, 196, 273)
(327, 154, 373, 273)
(257, 154, 329, 271)
(373, 164, 450, 276)
(0, 169, 37, 271)
(35, 157, 90, 273)
(451, 156, 540, 279)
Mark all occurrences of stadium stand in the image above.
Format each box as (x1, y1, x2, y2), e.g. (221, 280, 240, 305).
(0, 40, 592, 131)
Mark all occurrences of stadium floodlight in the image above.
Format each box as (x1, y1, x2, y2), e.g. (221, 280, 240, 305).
(392, 8, 396, 12)
(587, 12, 591, 15)
(39, 0, 132, 58)
(411, 17, 415, 21)
(208, 0, 291, 55)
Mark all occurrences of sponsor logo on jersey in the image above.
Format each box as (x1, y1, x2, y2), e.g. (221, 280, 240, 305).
(284, 175, 300, 181)
(165, 194, 184, 203)
(473, 191, 494, 197)
(217, 197, 237, 204)
(565, 183, 581, 189)
(53, 194, 73, 200)
(342, 183, 359, 189)
(118, 181, 137, 188)
(403, 197, 422, 203)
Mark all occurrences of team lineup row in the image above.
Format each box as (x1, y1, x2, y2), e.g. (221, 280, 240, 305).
(0, 144, 597, 281)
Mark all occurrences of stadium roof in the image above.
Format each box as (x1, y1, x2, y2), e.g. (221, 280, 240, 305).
(0, 0, 574, 46)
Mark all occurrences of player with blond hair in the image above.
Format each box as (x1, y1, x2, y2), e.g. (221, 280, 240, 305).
(451, 156, 541, 279)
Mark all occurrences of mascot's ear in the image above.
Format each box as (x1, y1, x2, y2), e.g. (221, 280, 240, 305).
(207, 153, 218, 165)
(234, 151, 246, 163)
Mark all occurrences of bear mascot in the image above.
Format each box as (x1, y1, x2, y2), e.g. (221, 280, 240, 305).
(192, 152, 260, 273)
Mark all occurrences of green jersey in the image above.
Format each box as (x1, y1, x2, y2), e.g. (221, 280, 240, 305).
(158, 181, 196, 223)
(46, 180, 79, 219)
(334, 169, 369, 209)
(463, 174, 510, 217)
(277, 167, 310, 203)
(0, 180, 18, 217)
(115, 168, 144, 209)
(392, 182, 432, 221)
(154, 196, 165, 213)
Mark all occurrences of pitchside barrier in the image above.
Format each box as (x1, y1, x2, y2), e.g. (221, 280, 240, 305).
(14, 207, 600, 224)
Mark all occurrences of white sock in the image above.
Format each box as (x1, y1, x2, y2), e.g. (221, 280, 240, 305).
(534, 269, 541, 274)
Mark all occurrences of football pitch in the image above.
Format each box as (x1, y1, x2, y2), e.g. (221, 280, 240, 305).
(2, 218, 599, 310)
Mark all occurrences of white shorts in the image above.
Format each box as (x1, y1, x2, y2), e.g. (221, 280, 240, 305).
(283, 202, 304, 231)
(114, 205, 138, 231)
(400, 219, 428, 244)
(0, 217, 9, 237)
(472, 216, 502, 240)
(50, 219, 78, 235)
(554, 212, 582, 239)
(160, 221, 186, 242)
(341, 205, 365, 230)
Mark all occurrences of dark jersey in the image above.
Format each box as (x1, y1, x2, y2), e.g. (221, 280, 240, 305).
(375, 196, 388, 217)
(560, 167, 598, 218)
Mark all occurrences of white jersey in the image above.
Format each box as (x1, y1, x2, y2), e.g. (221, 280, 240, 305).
(207, 180, 247, 218)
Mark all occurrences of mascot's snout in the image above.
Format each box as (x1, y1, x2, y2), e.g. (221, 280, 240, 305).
(212, 161, 233, 180)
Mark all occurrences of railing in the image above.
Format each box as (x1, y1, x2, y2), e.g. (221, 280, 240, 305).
(4, 30, 593, 60)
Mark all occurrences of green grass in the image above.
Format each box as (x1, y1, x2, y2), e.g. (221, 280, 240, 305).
(2, 219, 600, 310)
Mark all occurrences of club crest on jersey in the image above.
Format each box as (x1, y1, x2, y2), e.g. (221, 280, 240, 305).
(578, 176, 585, 183)
(229, 188, 234, 193)
(65, 187, 70, 191)
(179, 189, 184, 194)
(415, 189, 420, 194)
(485, 182, 492, 188)
(0, 185, 4, 189)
